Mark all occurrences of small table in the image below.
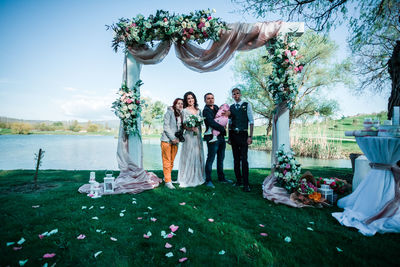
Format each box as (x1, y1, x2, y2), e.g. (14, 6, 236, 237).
(332, 136, 400, 235)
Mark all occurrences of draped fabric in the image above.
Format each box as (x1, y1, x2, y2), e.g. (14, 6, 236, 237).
(127, 21, 283, 72)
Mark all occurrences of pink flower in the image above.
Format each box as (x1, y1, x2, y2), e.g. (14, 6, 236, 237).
(284, 59, 289, 63)
(126, 98, 133, 104)
(294, 67, 299, 72)
(136, 100, 140, 104)
(298, 65, 303, 71)
(291, 50, 298, 56)
(43, 253, 56, 258)
(286, 164, 291, 169)
(285, 50, 291, 57)
(260, 233, 268, 236)
(188, 28, 194, 34)
(131, 23, 136, 27)
(283, 170, 287, 175)
(179, 257, 188, 263)
(163, 18, 168, 22)
(197, 22, 205, 29)
(207, 16, 212, 20)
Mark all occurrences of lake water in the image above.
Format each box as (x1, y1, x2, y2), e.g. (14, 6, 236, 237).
(0, 135, 351, 170)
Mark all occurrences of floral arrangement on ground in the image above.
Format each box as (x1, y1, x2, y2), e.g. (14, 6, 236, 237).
(108, 9, 228, 52)
(265, 34, 304, 109)
(112, 80, 143, 135)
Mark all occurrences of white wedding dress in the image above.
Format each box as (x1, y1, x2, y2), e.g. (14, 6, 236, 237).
(177, 108, 205, 187)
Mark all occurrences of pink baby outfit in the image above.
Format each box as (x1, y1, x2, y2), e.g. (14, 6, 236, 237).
(213, 103, 230, 136)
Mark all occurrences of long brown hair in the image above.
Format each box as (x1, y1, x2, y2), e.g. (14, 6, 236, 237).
(172, 98, 183, 118)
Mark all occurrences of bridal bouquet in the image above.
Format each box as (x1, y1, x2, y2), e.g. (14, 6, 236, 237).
(273, 145, 302, 193)
(111, 80, 143, 135)
(183, 114, 204, 135)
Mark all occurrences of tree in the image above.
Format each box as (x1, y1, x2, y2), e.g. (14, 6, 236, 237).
(233, 31, 345, 134)
(141, 97, 167, 130)
(69, 120, 81, 132)
(11, 122, 32, 134)
(233, 0, 400, 118)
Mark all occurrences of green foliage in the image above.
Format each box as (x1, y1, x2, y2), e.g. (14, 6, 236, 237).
(10, 122, 32, 134)
(233, 31, 345, 133)
(141, 97, 167, 128)
(69, 120, 81, 132)
(0, 169, 399, 266)
(35, 122, 55, 131)
(87, 124, 99, 132)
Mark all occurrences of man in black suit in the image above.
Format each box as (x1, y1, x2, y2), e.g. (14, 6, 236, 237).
(229, 88, 254, 192)
(203, 93, 232, 188)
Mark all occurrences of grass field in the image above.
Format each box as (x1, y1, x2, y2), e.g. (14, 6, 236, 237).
(1, 168, 399, 266)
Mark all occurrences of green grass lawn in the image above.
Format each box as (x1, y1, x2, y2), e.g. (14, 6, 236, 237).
(1, 168, 399, 266)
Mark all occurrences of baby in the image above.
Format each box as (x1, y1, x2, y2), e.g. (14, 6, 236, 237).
(204, 103, 230, 143)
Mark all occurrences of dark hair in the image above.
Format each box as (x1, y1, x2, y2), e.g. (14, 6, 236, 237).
(183, 91, 198, 109)
(204, 92, 214, 101)
(172, 98, 183, 118)
(232, 88, 241, 93)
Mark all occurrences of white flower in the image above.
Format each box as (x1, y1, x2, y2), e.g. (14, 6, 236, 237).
(122, 106, 128, 111)
(128, 104, 134, 110)
(200, 18, 206, 23)
(201, 27, 206, 32)
(205, 21, 210, 27)
(125, 113, 131, 118)
(182, 22, 187, 28)
(212, 8, 216, 13)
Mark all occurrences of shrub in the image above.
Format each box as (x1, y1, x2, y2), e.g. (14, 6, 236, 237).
(11, 122, 32, 134)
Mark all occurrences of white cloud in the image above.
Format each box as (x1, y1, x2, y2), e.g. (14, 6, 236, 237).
(63, 87, 79, 91)
(61, 93, 115, 121)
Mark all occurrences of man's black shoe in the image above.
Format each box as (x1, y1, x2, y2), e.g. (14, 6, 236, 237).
(233, 182, 243, 187)
(243, 185, 251, 192)
(219, 179, 233, 183)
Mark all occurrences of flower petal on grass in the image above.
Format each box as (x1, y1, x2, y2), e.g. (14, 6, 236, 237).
(147, 206, 152, 210)
(89, 206, 94, 209)
(336, 247, 343, 252)
(94, 251, 102, 258)
(179, 202, 186, 205)
(17, 238, 25, 245)
(150, 217, 157, 222)
(166, 233, 174, 238)
(13, 247, 22, 250)
(218, 250, 225, 255)
(132, 201, 137, 204)
(110, 237, 117, 241)
(161, 231, 166, 237)
(165, 243, 172, 248)
(137, 217, 143, 220)
(38, 234, 44, 239)
(101, 231, 106, 234)
(7, 242, 15, 246)
(169, 225, 179, 232)
(165, 252, 173, 258)
(121, 209, 126, 213)
(49, 229, 58, 235)
(19, 259, 28, 266)
(82, 206, 87, 209)
(188, 228, 194, 234)
(77, 234, 86, 240)
(180, 247, 187, 253)
(307, 227, 314, 231)
(208, 218, 214, 222)
(119, 213, 125, 217)
(32, 205, 40, 208)
(96, 229, 101, 233)
(260, 233, 268, 236)
(43, 253, 56, 258)
(309, 221, 314, 224)
(284, 236, 291, 243)
(259, 224, 265, 227)
(179, 257, 188, 262)
(100, 206, 105, 209)
(92, 217, 99, 220)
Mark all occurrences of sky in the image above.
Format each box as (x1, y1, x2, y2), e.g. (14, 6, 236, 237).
(0, 0, 389, 122)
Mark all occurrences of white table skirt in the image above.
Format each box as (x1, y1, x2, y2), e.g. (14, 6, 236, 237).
(332, 137, 400, 235)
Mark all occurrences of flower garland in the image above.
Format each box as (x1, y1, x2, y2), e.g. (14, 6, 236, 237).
(265, 34, 304, 109)
(111, 80, 143, 135)
(108, 9, 228, 52)
(273, 145, 302, 193)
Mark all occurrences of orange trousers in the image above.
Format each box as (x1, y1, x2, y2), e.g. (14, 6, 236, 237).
(161, 141, 178, 183)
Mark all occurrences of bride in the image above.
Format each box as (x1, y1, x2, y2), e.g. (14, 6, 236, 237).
(177, 91, 205, 187)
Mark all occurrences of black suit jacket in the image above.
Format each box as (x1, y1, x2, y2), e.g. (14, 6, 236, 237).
(203, 105, 226, 140)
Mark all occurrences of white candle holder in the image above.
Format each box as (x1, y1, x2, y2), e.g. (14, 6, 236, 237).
(103, 170, 115, 193)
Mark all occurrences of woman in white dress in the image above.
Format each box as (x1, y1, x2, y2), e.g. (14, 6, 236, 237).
(177, 92, 205, 187)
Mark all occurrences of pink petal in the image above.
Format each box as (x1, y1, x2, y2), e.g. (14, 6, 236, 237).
(143, 234, 150, 239)
(169, 225, 179, 232)
(208, 218, 214, 222)
(151, 217, 157, 222)
(77, 234, 86, 240)
(180, 247, 187, 253)
(259, 224, 265, 227)
(137, 217, 143, 220)
(13, 247, 22, 250)
(43, 253, 56, 258)
(179, 257, 188, 262)
(38, 234, 44, 239)
(110, 237, 117, 241)
(166, 233, 173, 238)
(165, 242, 172, 248)
(260, 233, 268, 236)
(179, 202, 186, 205)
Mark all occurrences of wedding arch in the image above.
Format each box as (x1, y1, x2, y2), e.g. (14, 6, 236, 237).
(109, 9, 304, 184)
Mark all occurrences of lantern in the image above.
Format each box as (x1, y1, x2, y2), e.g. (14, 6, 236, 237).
(318, 184, 334, 204)
(103, 170, 115, 193)
(92, 182, 101, 198)
(88, 172, 96, 196)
